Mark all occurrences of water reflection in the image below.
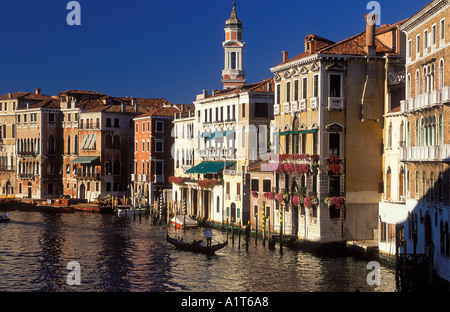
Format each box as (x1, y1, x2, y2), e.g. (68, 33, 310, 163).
(0, 211, 402, 292)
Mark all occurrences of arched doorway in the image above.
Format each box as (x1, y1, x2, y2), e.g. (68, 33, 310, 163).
(291, 180, 299, 235)
(230, 202, 236, 222)
(79, 183, 86, 199)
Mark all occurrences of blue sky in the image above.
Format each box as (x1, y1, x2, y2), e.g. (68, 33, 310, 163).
(0, 0, 426, 104)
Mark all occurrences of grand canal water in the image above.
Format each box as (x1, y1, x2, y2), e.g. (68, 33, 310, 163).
(0, 210, 399, 292)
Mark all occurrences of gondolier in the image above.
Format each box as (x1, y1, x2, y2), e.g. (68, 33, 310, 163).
(204, 228, 212, 246)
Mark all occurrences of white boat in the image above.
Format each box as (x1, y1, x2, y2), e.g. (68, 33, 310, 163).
(170, 215, 198, 229)
(116, 207, 146, 217)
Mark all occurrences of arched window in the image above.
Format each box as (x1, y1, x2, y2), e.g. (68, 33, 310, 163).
(422, 171, 427, 199)
(399, 121, 404, 147)
(415, 119, 420, 146)
(67, 135, 71, 155)
(47, 161, 54, 175)
(388, 122, 392, 148)
(74, 135, 78, 155)
(406, 121, 411, 147)
(48, 135, 55, 155)
(415, 171, 419, 195)
(407, 73, 411, 99)
(113, 160, 120, 175)
(415, 70, 420, 96)
(406, 169, 410, 197)
(105, 135, 113, 148)
(113, 135, 120, 149)
(439, 115, 443, 145)
(399, 167, 404, 198)
(386, 167, 391, 200)
(439, 59, 444, 89)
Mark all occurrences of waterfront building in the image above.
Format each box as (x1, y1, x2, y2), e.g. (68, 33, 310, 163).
(133, 104, 184, 207)
(15, 96, 62, 198)
(59, 90, 106, 199)
(171, 3, 274, 227)
(269, 14, 405, 243)
(0, 90, 51, 197)
(379, 0, 450, 282)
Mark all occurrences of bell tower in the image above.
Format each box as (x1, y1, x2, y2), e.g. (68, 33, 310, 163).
(222, 2, 246, 89)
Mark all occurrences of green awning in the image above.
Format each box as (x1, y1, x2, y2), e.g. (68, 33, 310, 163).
(275, 131, 289, 136)
(71, 156, 100, 164)
(289, 131, 300, 134)
(186, 161, 235, 174)
(299, 129, 317, 134)
(198, 132, 211, 138)
(200, 161, 235, 174)
(223, 130, 235, 137)
(185, 161, 212, 174)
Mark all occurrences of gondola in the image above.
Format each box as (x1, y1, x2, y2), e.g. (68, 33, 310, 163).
(0, 216, 10, 223)
(166, 234, 227, 254)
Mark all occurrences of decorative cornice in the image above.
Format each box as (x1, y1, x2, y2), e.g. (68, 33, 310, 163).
(400, 0, 449, 33)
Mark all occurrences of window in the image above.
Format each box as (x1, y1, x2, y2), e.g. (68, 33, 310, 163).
(440, 19, 445, 41)
(329, 133, 340, 156)
(242, 103, 245, 118)
(416, 34, 421, 54)
(408, 40, 412, 58)
(415, 171, 419, 195)
(386, 167, 391, 200)
(302, 77, 307, 99)
(113, 118, 119, 128)
(135, 122, 138, 133)
(48, 135, 55, 155)
(226, 182, 230, 195)
(430, 172, 435, 202)
(155, 161, 163, 176)
(155, 121, 164, 132)
(155, 140, 164, 152)
(286, 81, 291, 102)
(329, 74, 341, 98)
(294, 80, 299, 101)
(424, 29, 428, 50)
(251, 179, 259, 192)
(276, 84, 281, 104)
(422, 171, 427, 199)
(313, 74, 319, 97)
(231, 52, 236, 69)
(48, 183, 54, 195)
(48, 113, 55, 123)
(432, 24, 437, 46)
(263, 180, 271, 193)
(147, 121, 150, 132)
(254, 103, 268, 118)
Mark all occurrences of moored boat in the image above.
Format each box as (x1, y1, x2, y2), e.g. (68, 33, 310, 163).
(170, 215, 198, 229)
(166, 233, 227, 254)
(0, 216, 10, 223)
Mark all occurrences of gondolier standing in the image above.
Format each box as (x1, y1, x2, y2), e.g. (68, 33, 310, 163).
(204, 228, 212, 246)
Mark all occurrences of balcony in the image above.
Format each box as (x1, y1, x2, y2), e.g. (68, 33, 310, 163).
(400, 145, 450, 162)
(328, 97, 344, 110)
(401, 88, 448, 113)
(310, 97, 318, 110)
(282, 102, 290, 114)
(442, 86, 450, 103)
(291, 101, 299, 113)
(299, 99, 307, 111)
(18, 173, 35, 180)
(154, 175, 164, 183)
(274, 104, 280, 115)
(75, 172, 100, 180)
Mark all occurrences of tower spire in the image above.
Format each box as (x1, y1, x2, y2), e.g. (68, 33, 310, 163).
(222, 2, 246, 89)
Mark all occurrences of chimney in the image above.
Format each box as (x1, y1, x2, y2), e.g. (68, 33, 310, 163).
(365, 13, 377, 56)
(35, 88, 41, 95)
(8, 93, 11, 99)
(121, 103, 126, 113)
(282, 51, 289, 63)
